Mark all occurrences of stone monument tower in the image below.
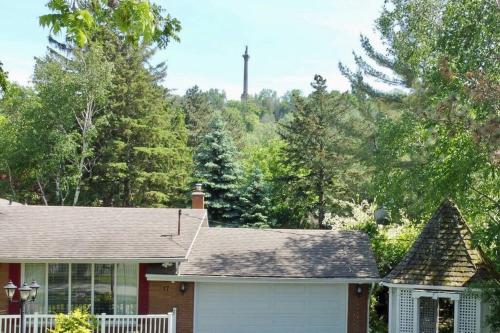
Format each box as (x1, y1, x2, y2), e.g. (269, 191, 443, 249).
(241, 46, 249, 101)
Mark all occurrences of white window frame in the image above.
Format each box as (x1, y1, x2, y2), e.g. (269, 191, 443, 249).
(411, 290, 460, 333)
(21, 263, 139, 315)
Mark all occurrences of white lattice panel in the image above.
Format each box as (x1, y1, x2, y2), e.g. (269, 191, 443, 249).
(399, 289, 416, 333)
(457, 293, 480, 333)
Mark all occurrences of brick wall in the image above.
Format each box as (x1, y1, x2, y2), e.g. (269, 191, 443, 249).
(347, 284, 370, 333)
(0, 264, 9, 314)
(148, 281, 194, 333)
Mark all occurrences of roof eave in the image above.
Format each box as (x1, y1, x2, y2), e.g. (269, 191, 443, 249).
(146, 273, 380, 284)
(0, 257, 188, 263)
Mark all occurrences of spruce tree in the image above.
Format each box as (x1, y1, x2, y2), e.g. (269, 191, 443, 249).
(194, 114, 241, 225)
(239, 168, 271, 227)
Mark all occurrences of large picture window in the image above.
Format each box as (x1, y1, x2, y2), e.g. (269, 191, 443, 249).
(22, 263, 138, 315)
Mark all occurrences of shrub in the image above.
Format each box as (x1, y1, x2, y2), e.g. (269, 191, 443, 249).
(50, 308, 97, 333)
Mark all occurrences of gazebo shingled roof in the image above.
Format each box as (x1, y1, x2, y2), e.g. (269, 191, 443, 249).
(384, 199, 497, 287)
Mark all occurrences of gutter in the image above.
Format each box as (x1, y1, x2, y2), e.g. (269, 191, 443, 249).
(146, 273, 380, 284)
(380, 282, 468, 291)
(0, 258, 188, 264)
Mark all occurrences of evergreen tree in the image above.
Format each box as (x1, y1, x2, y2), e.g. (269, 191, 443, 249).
(279, 75, 357, 228)
(239, 168, 271, 227)
(194, 114, 241, 225)
(182, 85, 213, 148)
(87, 36, 192, 207)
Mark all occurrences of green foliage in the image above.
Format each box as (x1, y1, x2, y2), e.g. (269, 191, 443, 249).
(239, 168, 271, 227)
(0, 46, 113, 205)
(279, 75, 363, 227)
(182, 85, 214, 148)
(479, 281, 500, 329)
(50, 308, 96, 333)
(343, 0, 500, 329)
(195, 114, 241, 224)
(87, 37, 191, 207)
(0, 61, 8, 94)
(40, 0, 181, 48)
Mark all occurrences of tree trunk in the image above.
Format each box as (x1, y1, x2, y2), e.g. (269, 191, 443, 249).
(36, 175, 48, 206)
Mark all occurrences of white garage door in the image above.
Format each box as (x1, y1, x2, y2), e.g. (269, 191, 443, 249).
(194, 283, 347, 333)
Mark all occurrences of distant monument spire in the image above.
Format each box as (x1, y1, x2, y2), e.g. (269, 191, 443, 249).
(241, 46, 249, 101)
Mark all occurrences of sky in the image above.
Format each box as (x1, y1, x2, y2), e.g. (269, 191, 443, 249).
(0, 0, 385, 100)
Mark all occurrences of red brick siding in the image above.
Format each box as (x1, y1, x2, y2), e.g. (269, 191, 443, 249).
(347, 284, 370, 333)
(148, 281, 194, 333)
(191, 194, 204, 209)
(0, 264, 9, 314)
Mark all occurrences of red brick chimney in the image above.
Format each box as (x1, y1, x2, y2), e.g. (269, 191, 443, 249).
(191, 183, 205, 209)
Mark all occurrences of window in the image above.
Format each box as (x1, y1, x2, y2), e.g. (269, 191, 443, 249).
(23, 264, 46, 314)
(22, 263, 138, 314)
(94, 264, 114, 315)
(48, 264, 69, 314)
(115, 264, 138, 315)
(71, 264, 92, 310)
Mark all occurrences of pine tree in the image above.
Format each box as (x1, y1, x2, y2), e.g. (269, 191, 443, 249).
(279, 75, 356, 228)
(194, 114, 241, 225)
(86, 36, 192, 207)
(239, 168, 271, 227)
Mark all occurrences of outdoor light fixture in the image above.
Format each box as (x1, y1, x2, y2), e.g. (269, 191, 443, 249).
(29, 281, 40, 301)
(3, 281, 17, 301)
(180, 282, 187, 294)
(356, 284, 363, 296)
(18, 283, 32, 302)
(3, 280, 40, 333)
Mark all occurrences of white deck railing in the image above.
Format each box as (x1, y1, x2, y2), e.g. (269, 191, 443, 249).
(0, 311, 176, 333)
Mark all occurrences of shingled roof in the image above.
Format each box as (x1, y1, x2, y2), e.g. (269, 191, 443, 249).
(384, 200, 497, 287)
(0, 206, 207, 261)
(178, 228, 379, 279)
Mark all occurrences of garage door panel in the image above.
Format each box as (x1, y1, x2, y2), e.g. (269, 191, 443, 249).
(195, 283, 347, 333)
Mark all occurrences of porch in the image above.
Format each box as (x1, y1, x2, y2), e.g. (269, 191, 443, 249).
(0, 311, 177, 333)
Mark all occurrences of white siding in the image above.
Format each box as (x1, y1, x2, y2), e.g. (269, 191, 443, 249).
(194, 283, 347, 333)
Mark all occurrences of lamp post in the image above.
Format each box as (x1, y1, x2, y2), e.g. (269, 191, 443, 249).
(4, 280, 40, 333)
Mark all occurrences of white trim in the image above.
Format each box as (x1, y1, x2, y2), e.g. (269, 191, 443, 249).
(68, 264, 72, 312)
(146, 274, 380, 284)
(113, 263, 117, 313)
(388, 286, 392, 333)
(453, 299, 459, 333)
(21, 262, 140, 315)
(381, 282, 468, 291)
(345, 284, 348, 333)
(412, 290, 460, 301)
(91, 264, 95, 314)
(183, 215, 206, 262)
(413, 297, 418, 333)
(3, 258, 186, 263)
(44, 263, 48, 313)
(396, 288, 401, 333)
(193, 282, 198, 333)
(135, 264, 139, 315)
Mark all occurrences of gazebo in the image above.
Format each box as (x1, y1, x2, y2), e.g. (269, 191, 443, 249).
(382, 200, 497, 333)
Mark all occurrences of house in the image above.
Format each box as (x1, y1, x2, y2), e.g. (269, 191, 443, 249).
(383, 200, 498, 333)
(0, 198, 21, 206)
(0, 188, 379, 333)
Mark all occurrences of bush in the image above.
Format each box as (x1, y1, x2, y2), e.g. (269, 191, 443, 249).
(50, 308, 97, 333)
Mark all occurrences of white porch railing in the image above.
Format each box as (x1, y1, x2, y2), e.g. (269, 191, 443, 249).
(0, 311, 176, 333)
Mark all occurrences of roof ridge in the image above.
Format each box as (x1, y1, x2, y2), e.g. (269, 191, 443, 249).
(384, 199, 497, 286)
